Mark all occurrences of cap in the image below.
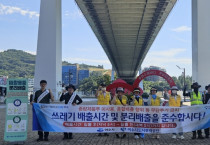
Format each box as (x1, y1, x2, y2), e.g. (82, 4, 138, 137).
(116, 87, 124, 93)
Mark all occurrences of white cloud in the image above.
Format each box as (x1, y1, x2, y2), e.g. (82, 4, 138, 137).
(142, 48, 191, 68)
(171, 35, 189, 43)
(172, 26, 191, 32)
(75, 48, 95, 52)
(63, 57, 111, 64)
(149, 48, 186, 57)
(0, 49, 5, 52)
(143, 57, 191, 66)
(64, 10, 69, 16)
(64, 9, 83, 19)
(0, 3, 39, 18)
(25, 50, 36, 55)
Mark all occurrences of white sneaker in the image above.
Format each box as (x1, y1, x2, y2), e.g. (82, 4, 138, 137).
(172, 135, 176, 139)
(134, 135, 139, 139)
(179, 135, 184, 140)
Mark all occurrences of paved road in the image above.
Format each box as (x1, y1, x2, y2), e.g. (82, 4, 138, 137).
(0, 99, 209, 145)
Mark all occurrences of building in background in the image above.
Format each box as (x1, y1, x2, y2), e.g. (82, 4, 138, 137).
(62, 65, 79, 85)
(62, 65, 110, 86)
(143, 66, 166, 82)
(78, 70, 89, 83)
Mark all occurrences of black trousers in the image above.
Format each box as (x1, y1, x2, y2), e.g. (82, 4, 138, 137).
(192, 130, 202, 136)
(38, 131, 49, 139)
(205, 128, 209, 136)
(64, 132, 72, 138)
(134, 133, 140, 135)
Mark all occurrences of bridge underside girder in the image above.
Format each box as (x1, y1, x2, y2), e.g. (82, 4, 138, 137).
(76, 0, 177, 84)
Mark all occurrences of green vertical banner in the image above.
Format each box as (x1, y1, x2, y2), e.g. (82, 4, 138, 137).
(6, 78, 28, 97)
(4, 79, 28, 142)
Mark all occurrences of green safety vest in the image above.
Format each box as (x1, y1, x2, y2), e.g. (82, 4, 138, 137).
(190, 92, 203, 106)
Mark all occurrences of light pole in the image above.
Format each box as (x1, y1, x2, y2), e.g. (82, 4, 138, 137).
(176, 65, 186, 102)
(64, 73, 68, 85)
(69, 69, 73, 85)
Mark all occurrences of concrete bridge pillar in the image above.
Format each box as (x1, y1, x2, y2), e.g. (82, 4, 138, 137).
(34, 0, 62, 100)
(192, 0, 210, 91)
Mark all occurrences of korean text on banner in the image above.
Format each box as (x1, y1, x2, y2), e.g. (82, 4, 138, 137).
(33, 104, 210, 134)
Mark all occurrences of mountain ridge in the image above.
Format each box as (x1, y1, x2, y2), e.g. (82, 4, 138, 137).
(0, 49, 104, 78)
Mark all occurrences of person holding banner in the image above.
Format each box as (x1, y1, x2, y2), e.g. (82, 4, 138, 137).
(130, 88, 145, 139)
(203, 84, 210, 138)
(95, 83, 111, 136)
(169, 86, 184, 140)
(60, 84, 83, 140)
(149, 87, 161, 139)
(142, 92, 150, 106)
(33, 80, 54, 142)
(183, 82, 204, 139)
(111, 87, 128, 139)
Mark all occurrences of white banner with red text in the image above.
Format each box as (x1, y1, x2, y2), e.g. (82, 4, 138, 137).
(32, 103, 210, 134)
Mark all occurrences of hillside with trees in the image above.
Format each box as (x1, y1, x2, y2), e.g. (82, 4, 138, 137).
(0, 49, 105, 78)
(0, 49, 35, 78)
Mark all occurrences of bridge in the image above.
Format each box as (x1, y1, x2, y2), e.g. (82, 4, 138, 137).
(75, 0, 176, 84)
(34, 0, 210, 99)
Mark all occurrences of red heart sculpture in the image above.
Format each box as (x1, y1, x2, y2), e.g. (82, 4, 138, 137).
(107, 70, 175, 95)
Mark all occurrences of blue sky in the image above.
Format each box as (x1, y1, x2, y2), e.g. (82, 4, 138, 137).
(0, 0, 192, 77)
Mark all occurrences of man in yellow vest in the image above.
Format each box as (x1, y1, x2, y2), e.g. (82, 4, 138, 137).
(130, 88, 145, 139)
(95, 83, 111, 136)
(111, 87, 128, 139)
(183, 82, 204, 139)
(149, 87, 161, 139)
(169, 86, 184, 140)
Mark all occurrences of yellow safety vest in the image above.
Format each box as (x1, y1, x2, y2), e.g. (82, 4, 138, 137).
(115, 95, 127, 105)
(131, 96, 143, 106)
(151, 96, 161, 106)
(97, 91, 110, 105)
(169, 95, 181, 107)
(190, 92, 203, 106)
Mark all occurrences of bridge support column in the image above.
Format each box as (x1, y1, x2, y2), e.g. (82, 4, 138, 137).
(139, 67, 144, 90)
(34, 0, 62, 100)
(192, 0, 210, 91)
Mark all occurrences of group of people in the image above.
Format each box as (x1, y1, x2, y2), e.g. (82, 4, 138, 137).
(95, 83, 183, 139)
(32, 80, 83, 142)
(183, 82, 210, 139)
(32, 80, 210, 142)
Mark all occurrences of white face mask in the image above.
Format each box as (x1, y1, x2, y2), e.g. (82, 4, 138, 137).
(172, 90, 177, 94)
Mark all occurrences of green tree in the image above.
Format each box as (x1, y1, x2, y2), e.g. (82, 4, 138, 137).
(78, 74, 110, 94)
(143, 75, 192, 91)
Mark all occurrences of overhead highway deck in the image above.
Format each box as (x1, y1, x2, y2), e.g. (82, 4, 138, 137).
(77, 0, 177, 83)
